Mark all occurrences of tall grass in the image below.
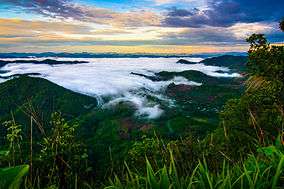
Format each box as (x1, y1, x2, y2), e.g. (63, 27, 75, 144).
(105, 145, 284, 189)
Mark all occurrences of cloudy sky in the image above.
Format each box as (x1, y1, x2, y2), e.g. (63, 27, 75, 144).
(0, 0, 283, 54)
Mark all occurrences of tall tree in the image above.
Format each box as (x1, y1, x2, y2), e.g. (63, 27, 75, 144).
(280, 19, 284, 32)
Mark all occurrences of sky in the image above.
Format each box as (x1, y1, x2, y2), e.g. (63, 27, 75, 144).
(0, 0, 283, 54)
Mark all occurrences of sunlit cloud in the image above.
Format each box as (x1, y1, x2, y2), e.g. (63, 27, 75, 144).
(0, 0, 283, 53)
(154, 0, 202, 5)
(1, 0, 162, 28)
(0, 44, 249, 54)
(230, 23, 275, 40)
(0, 18, 184, 45)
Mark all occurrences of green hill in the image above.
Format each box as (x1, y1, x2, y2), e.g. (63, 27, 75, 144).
(177, 55, 248, 71)
(0, 76, 97, 135)
(0, 76, 97, 118)
(201, 55, 248, 70)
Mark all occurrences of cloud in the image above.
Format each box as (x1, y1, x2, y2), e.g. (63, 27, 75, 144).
(167, 7, 195, 17)
(0, 18, 92, 40)
(1, 0, 283, 52)
(2, 0, 84, 19)
(0, 18, 250, 53)
(164, 0, 284, 28)
(0, 18, 185, 48)
(1, 0, 161, 28)
(0, 17, 280, 52)
(155, 0, 199, 5)
(160, 22, 277, 45)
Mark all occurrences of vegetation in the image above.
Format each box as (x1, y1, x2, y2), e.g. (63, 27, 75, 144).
(199, 55, 247, 71)
(0, 21, 283, 188)
(106, 143, 284, 189)
(104, 20, 284, 188)
(280, 19, 284, 31)
(0, 165, 29, 189)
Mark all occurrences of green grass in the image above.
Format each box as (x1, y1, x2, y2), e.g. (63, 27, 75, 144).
(105, 145, 284, 189)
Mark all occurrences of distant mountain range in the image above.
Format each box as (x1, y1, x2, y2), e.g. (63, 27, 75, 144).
(0, 59, 88, 69)
(0, 52, 247, 58)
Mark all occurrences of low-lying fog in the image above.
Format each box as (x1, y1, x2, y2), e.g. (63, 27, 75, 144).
(0, 57, 240, 119)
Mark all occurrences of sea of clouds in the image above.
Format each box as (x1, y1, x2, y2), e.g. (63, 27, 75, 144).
(0, 57, 240, 119)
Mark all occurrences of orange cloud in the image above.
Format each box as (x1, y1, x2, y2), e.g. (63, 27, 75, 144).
(0, 18, 251, 54)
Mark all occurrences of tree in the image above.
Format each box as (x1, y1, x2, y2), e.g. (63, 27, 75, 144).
(38, 112, 90, 188)
(221, 31, 284, 147)
(3, 116, 23, 167)
(280, 19, 284, 32)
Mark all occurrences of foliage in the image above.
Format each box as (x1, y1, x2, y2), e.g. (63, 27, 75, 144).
(104, 24, 284, 189)
(37, 112, 91, 188)
(280, 19, 284, 32)
(127, 135, 169, 171)
(2, 115, 23, 166)
(0, 76, 97, 135)
(199, 55, 248, 71)
(0, 165, 29, 189)
(219, 31, 284, 147)
(1, 112, 92, 189)
(105, 144, 284, 189)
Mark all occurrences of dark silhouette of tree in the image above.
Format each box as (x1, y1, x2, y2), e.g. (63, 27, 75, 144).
(280, 19, 284, 32)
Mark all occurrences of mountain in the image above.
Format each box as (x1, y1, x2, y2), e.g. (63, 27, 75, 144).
(177, 59, 196, 64)
(177, 55, 248, 71)
(0, 55, 245, 138)
(0, 52, 247, 58)
(0, 76, 97, 124)
(157, 69, 235, 84)
(0, 59, 88, 67)
(0, 55, 245, 181)
(201, 55, 248, 70)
